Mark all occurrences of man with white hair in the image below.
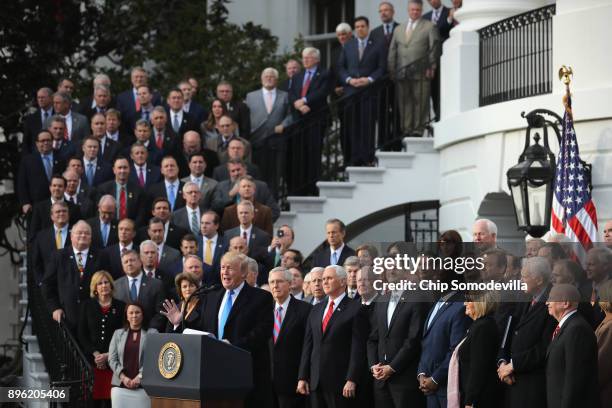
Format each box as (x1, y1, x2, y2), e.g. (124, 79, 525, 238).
(298, 265, 364, 406)
(603, 220, 612, 248)
(268, 266, 312, 408)
(288, 47, 331, 196)
(304, 267, 326, 305)
(81, 84, 114, 119)
(472, 218, 497, 253)
(246, 67, 293, 182)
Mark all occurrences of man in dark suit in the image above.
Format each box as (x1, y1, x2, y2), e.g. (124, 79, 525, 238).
(48, 115, 76, 166)
(44, 92, 89, 143)
(147, 156, 186, 212)
(311, 219, 356, 268)
(135, 197, 188, 249)
(497, 257, 559, 408)
(18, 130, 61, 215)
(288, 47, 332, 195)
(101, 218, 137, 279)
(145, 217, 182, 272)
(211, 138, 259, 181)
(165, 88, 199, 142)
(198, 211, 226, 286)
(115, 67, 162, 128)
(338, 16, 387, 166)
(139, 239, 177, 299)
(162, 252, 274, 408)
(87, 194, 119, 250)
(545, 283, 599, 408)
(298, 265, 364, 408)
(370, 2, 400, 48)
(179, 80, 207, 126)
(176, 131, 208, 179)
(31, 201, 71, 285)
(368, 272, 427, 408)
(80, 84, 114, 120)
(223, 201, 271, 262)
(266, 224, 295, 271)
(96, 156, 145, 226)
(422, 0, 451, 122)
(42, 221, 103, 330)
(105, 108, 134, 149)
(165, 233, 198, 278)
(128, 142, 162, 190)
(28, 175, 81, 240)
(22, 87, 54, 154)
(128, 119, 163, 165)
(216, 81, 251, 137)
(268, 267, 312, 408)
(63, 168, 96, 219)
(181, 151, 218, 210)
(279, 59, 302, 93)
(220, 177, 273, 236)
(90, 112, 121, 164)
(81, 136, 114, 188)
(417, 286, 470, 408)
(113, 249, 167, 331)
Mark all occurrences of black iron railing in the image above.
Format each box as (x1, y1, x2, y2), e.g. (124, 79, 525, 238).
(26, 266, 93, 406)
(263, 55, 433, 205)
(479, 4, 556, 107)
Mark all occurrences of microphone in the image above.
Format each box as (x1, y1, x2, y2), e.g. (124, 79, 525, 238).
(180, 284, 220, 331)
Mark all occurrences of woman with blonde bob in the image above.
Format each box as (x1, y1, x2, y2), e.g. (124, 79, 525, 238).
(164, 273, 201, 332)
(78, 271, 125, 407)
(596, 280, 612, 408)
(447, 291, 501, 408)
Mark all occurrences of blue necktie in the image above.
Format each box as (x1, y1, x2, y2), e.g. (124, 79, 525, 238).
(427, 300, 444, 329)
(43, 155, 52, 180)
(218, 289, 235, 340)
(173, 114, 180, 133)
(101, 223, 109, 246)
(86, 163, 94, 186)
(168, 184, 176, 210)
(130, 278, 138, 301)
(331, 251, 338, 265)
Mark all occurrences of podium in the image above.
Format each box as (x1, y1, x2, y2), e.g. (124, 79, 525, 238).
(142, 333, 253, 408)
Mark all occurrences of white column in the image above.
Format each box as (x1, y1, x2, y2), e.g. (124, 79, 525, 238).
(439, 0, 551, 120)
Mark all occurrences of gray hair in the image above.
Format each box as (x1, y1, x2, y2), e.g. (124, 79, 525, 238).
(53, 91, 72, 104)
(245, 256, 259, 275)
(93, 74, 111, 87)
(184, 254, 203, 264)
(183, 181, 201, 192)
(98, 194, 116, 207)
(39, 87, 54, 96)
(523, 256, 551, 282)
(343, 256, 361, 268)
(588, 247, 612, 265)
(49, 114, 66, 124)
(269, 266, 293, 282)
(302, 47, 321, 61)
(135, 119, 151, 129)
(139, 239, 158, 253)
(262, 67, 279, 79)
(475, 218, 498, 235)
(335, 22, 352, 33)
(309, 267, 325, 275)
(152, 105, 167, 115)
(325, 265, 347, 279)
(72, 220, 92, 234)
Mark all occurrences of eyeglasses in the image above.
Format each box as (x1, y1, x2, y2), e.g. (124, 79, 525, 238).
(37, 138, 52, 143)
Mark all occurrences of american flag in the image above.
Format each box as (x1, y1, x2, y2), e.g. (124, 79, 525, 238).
(551, 97, 598, 260)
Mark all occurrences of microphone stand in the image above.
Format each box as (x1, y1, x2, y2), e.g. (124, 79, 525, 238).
(180, 284, 220, 332)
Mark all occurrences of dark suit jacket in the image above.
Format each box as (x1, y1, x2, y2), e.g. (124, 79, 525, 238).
(135, 222, 188, 250)
(367, 293, 427, 393)
(31, 226, 71, 285)
(370, 21, 400, 48)
(288, 66, 332, 118)
(96, 180, 146, 226)
(545, 312, 599, 408)
(298, 295, 364, 393)
(71, 183, 97, 219)
(458, 315, 502, 407)
(42, 247, 103, 329)
(147, 180, 186, 212)
(43, 111, 89, 142)
(196, 284, 274, 406)
(417, 291, 471, 386)
(53, 140, 77, 165)
(225, 100, 251, 138)
(197, 235, 227, 286)
(185, 101, 207, 126)
(272, 296, 312, 395)
(338, 36, 387, 96)
(28, 198, 80, 240)
(223, 226, 271, 261)
(165, 109, 199, 142)
(221, 201, 273, 236)
(23, 109, 53, 153)
(81, 160, 114, 188)
(423, 7, 452, 41)
(212, 162, 260, 182)
(128, 163, 161, 190)
(86, 217, 119, 250)
(499, 286, 557, 408)
(311, 245, 356, 268)
(114, 273, 167, 332)
(78, 297, 125, 361)
(100, 243, 135, 280)
(17, 153, 61, 207)
(116, 88, 162, 123)
(98, 137, 121, 164)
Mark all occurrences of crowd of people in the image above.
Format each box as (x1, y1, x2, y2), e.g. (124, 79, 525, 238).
(16, 0, 612, 407)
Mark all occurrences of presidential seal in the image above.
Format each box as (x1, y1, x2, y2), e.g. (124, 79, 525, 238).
(158, 342, 182, 379)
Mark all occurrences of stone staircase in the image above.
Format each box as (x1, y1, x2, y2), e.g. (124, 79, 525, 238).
(276, 138, 441, 256)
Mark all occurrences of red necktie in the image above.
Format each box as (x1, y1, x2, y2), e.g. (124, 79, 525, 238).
(119, 187, 127, 219)
(135, 95, 141, 112)
(322, 300, 335, 333)
(301, 71, 312, 98)
(156, 132, 163, 149)
(551, 324, 560, 340)
(63, 125, 69, 141)
(138, 167, 145, 187)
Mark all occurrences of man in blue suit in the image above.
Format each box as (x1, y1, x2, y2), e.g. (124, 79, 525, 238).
(116, 67, 161, 129)
(417, 283, 470, 408)
(338, 16, 387, 166)
(197, 211, 226, 286)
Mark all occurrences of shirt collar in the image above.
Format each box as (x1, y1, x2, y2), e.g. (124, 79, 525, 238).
(165, 179, 179, 188)
(228, 281, 245, 297)
(120, 242, 133, 251)
(73, 247, 89, 258)
(276, 296, 291, 311)
(327, 292, 346, 308)
(130, 271, 144, 282)
(240, 224, 253, 235)
(558, 309, 578, 328)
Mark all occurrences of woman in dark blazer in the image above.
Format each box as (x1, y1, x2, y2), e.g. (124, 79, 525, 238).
(78, 270, 125, 407)
(164, 272, 200, 332)
(457, 292, 501, 408)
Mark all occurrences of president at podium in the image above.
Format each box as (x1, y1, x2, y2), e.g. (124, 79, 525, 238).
(163, 251, 274, 408)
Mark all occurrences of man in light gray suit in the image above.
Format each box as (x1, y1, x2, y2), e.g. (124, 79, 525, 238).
(246, 67, 293, 183)
(146, 217, 181, 272)
(388, 0, 440, 136)
(171, 181, 204, 236)
(44, 92, 90, 143)
(113, 249, 166, 331)
(180, 151, 217, 210)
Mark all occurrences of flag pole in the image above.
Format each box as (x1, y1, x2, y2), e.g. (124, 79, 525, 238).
(558, 65, 573, 117)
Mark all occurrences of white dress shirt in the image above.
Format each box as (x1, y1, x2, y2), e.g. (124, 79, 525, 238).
(240, 225, 253, 247)
(275, 296, 291, 324)
(72, 247, 90, 269)
(129, 272, 144, 298)
(217, 281, 246, 327)
(322, 292, 346, 323)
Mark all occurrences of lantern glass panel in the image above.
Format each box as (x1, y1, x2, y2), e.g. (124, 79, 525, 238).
(510, 183, 526, 227)
(527, 182, 547, 227)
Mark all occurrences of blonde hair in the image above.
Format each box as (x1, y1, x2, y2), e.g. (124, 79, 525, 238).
(469, 291, 498, 319)
(90, 270, 115, 298)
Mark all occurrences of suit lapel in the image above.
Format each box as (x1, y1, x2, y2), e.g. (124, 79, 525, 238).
(226, 284, 250, 327)
(322, 296, 350, 338)
(276, 297, 296, 345)
(387, 293, 407, 331)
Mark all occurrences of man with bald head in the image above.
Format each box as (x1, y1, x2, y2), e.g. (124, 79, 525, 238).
(545, 283, 598, 408)
(87, 195, 119, 250)
(43, 220, 104, 330)
(163, 252, 274, 407)
(176, 130, 204, 178)
(298, 265, 364, 407)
